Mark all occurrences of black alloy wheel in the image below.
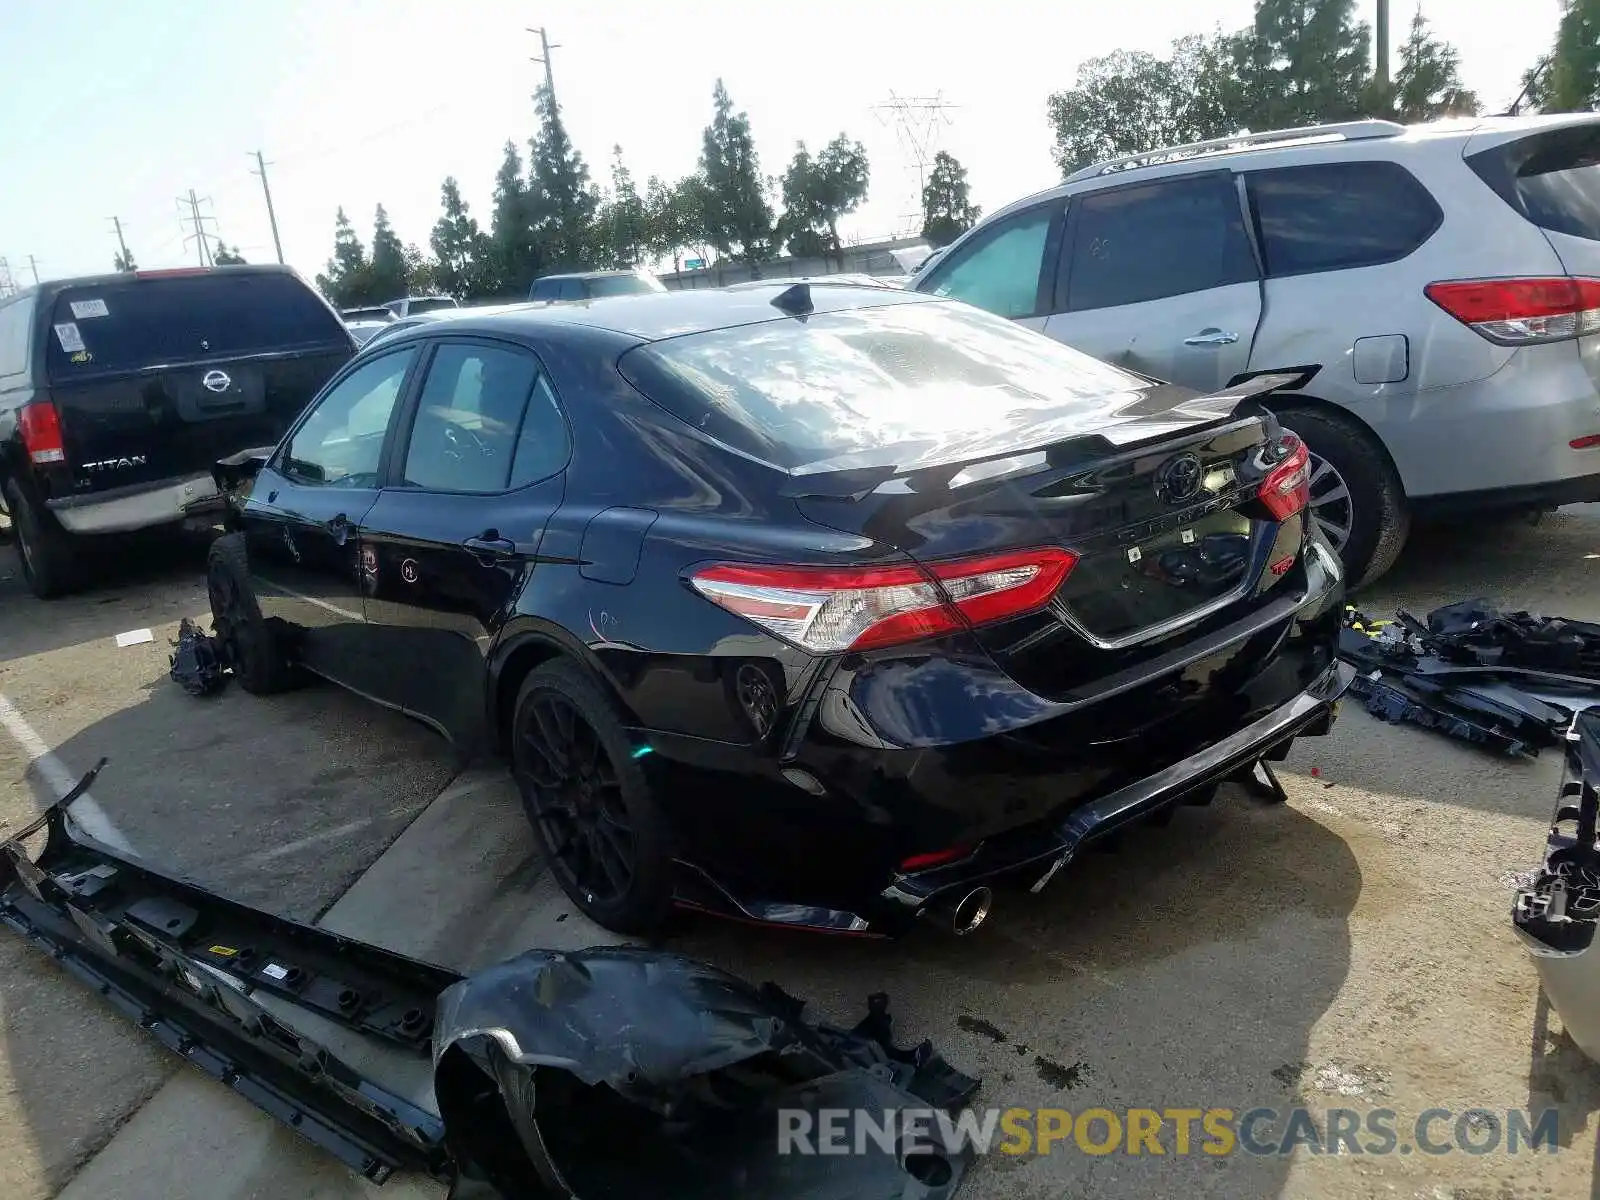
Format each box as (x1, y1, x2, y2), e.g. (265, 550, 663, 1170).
(510, 661, 673, 933)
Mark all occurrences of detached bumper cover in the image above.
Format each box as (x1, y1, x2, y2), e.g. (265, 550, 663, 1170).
(881, 658, 1355, 910)
(1, 771, 981, 1197)
(1513, 710, 1600, 1063)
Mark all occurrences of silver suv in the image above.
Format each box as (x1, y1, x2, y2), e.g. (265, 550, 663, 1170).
(912, 115, 1600, 585)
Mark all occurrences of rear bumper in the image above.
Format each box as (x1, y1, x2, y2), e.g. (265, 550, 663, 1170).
(46, 472, 222, 534)
(1409, 471, 1600, 518)
(877, 658, 1355, 915)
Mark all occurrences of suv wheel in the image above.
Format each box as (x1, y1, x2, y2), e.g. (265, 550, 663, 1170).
(511, 660, 674, 935)
(1272, 408, 1409, 590)
(5, 480, 76, 599)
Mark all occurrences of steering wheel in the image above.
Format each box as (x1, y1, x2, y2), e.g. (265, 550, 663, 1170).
(441, 423, 492, 462)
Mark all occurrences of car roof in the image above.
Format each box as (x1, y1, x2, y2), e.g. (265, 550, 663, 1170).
(0, 263, 306, 308)
(535, 270, 650, 282)
(378, 284, 935, 344)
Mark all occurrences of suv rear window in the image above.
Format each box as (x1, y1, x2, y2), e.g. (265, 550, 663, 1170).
(46, 273, 348, 376)
(587, 274, 665, 298)
(618, 298, 1146, 470)
(1469, 125, 1600, 242)
(1246, 161, 1442, 276)
(402, 297, 458, 315)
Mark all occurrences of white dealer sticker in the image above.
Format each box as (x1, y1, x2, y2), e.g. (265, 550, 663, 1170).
(53, 322, 85, 353)
(70, 298, 109, 319)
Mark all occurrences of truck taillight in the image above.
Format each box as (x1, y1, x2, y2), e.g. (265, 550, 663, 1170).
(1425, 277, 1600, 344)
(19, 401, 65, 465)
(1258, 434, 1310, 521)
(689, 548, 1078, 653)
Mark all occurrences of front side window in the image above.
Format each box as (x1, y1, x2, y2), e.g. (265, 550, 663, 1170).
(282, 348, 416, 487)
(1064, 175, 1256, 311)
(1247, 161, 1441, 275)
(401, 343, 556, 492)
(921, 207, 1053, 319)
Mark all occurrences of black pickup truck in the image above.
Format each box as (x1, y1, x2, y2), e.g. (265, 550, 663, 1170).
(0, 265, 354, 597)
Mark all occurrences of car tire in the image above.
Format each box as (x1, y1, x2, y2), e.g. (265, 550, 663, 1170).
(206, 534, 297, 694)
(5, 479, 76, 599)
(1270, 407, 1409, 590)
(510, 659, 674, 935)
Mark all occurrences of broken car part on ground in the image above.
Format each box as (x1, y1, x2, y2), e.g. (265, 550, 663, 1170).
(1514, 710, 1600, 1064)
(1338, 599, 1600, 757)
(0, 766, 980, 1198)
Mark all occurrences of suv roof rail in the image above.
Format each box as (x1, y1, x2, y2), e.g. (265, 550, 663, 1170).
(1064, 119, 1409, 183)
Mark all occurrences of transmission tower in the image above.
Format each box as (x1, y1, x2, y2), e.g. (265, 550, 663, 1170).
(872, 91, 958, 237)
(0, 257, 15, 298)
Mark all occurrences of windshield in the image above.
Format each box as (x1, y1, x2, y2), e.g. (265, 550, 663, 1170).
(618, 299, 1147, 470)
(588, 274, 666, 297)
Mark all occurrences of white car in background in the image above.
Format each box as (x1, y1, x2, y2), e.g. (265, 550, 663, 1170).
(912, 114, 1600, 586)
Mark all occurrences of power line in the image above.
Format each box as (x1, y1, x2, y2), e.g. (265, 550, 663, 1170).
(250, 150, 286, 264)
(528, 25, 560, 103)
(872, 91, 959, 237)
(177, 190, 218, 267)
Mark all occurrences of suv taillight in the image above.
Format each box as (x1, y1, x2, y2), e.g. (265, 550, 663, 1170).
(689, 548, 1078, 653)
(1258, 434, 1310, 522)
(1425, 277, 1600, 344)
(19, 401, 65, 465)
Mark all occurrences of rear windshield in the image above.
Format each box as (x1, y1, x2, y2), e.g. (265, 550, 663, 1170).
(1470, 125, 1600, 242)
(588, 274, 666, 298)
(404, 297, 459, 315)
(617, 299, 1147, 470)
(47, 273, 348, 375)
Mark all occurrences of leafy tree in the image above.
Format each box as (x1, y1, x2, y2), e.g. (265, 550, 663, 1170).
(431, 176, 496, 298)
(490, 140, 539, 295)
(921, 151, 980, 248)
(644, 174, 707, 271)
(528, 85, 600, 273)
(698, 80, 776, 266)
(601, 146, 648, 268)
(1046, 32, 1245, 174)
(112, 246, 136, 272)
(315, 207, 374, 306)
(1392, 10, 1480, 121)
(1526, 0, 1600, 112)
(402, 244, 440, 295)
(211, 243, 246, 265)
(368, 204, 408, 301)
(778, 135, 870, 262)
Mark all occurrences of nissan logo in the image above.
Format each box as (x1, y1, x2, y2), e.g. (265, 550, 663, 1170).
(1154, 452, 1204, 506)
(202, 369, 232, 393)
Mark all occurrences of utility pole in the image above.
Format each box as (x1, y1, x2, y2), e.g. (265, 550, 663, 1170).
(1375, 0, 1391, 88)
(178, 189, 217, 266)
(527, 25, 559, 102)
(250, 150, 285, 264)
(26, 255, 41, 285)
(109, 216, 132, 269)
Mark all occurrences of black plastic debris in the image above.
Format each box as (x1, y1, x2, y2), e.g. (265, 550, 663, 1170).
(0, 765, 982, 1199)
(168, 618, 228, 697)
(1338, 600, 1600, 757)
(1513, 711, 1600, 1062)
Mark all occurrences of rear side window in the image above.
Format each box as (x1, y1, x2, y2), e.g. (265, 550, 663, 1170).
(1247, 161, 1441, 276)
(45, 273, 349, 376)
(1469, 125, 1600, 242)
(1063, 174, 1256, 311)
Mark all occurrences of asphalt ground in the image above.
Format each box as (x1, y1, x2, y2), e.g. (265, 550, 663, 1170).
(1, 510, 1598, 1199)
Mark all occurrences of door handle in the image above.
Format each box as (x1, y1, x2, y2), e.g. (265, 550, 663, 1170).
(462, 534, 517, 559)
(1184, 328, 1240, 347)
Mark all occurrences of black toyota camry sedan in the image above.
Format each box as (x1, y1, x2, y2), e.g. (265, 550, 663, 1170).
(207, 282, 1352, 937)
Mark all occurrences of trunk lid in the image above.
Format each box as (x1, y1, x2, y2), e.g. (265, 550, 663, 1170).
(794, 383, 1307, 701)
(40, 271, 353, 496)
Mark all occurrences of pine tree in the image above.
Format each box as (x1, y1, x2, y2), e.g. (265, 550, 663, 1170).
(698, 80, 776, 267)
(921, 152, 980, 248)
(1237, 0, 1374, 127)
(431, 177, 488, 298)
(602, 146, 648, 268)
(1393, 10, 1480, 121)
(528, 85, 600, 273)
(315, 207, 373, 305)
(490, 140, 539, 296)
(369, 204, 408, 301)
(1529, 0, 1600, 112)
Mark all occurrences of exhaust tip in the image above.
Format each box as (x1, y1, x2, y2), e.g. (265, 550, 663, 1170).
(950, 887, 993, 936)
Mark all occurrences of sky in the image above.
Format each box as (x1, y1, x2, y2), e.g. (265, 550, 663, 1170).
(0, 0, 1565, 287)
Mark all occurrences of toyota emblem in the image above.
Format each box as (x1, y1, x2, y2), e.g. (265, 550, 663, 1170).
(201, 369, 232, 394)
(1154, 452, 1204, 506)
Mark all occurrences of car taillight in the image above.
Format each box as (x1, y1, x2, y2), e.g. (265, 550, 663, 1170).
(1425, 277, 1600, 344)
(689, 547, 1078, 653)
(18, 401, 65, 465)
(1258, 434, 1310, 521)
